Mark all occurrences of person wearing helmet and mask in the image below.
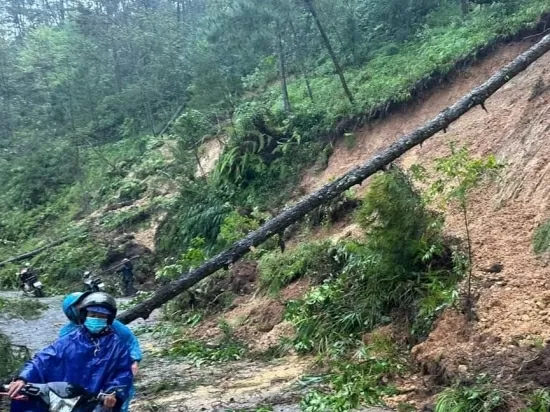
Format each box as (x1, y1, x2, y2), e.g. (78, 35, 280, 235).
(59, 291, 141, 412)
(7, 292, 133, 412)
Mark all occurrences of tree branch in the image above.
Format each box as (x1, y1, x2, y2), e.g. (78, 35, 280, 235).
(118, 32, 550, 324)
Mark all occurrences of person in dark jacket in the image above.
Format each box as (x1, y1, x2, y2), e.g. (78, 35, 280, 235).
(117, 258, 134, 296)
(7, 292, 133, 412)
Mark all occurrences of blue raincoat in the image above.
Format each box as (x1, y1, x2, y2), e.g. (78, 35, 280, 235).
(59, 320, 140, 412)
(59, 320, 142, 362)
(10, 327, 132, 412)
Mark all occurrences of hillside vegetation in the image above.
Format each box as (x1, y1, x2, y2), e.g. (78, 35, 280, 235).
(1, 0, 549, 280)
(2, 0, 550, 409)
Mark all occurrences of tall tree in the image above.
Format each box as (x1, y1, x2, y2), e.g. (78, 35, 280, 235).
(301, 0, 354, 104)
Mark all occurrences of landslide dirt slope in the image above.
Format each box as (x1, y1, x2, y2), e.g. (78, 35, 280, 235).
(300, 37, 550, 392)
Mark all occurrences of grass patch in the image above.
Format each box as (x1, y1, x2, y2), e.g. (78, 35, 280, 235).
(526, 389, 550, 411)
(0, 297, 48, 319)
(258, 240, 342, 295)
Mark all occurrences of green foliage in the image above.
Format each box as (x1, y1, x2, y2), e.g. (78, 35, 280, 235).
(533, 220, 550, 255)
(116, 180, 147, 202)
(410, 273, 461, 341)
(357, 166, 445, 266)
(165, 321, 247, 367)
(0, 332, 28, 380)
(427, 144, 502, 209)
(99, 206, 152, 232)
(28, 236, 107, 291)
(258, 241, 342, 294)
(218, 208, 271, 245)
(434, 378, 506, 412)
(165, 339, 246, 367)
(156, 238, 207, 282)
(300, 337, 406, 411)
(526, 389, 550, 412)
(286, 168, 458, 353)
(155, 181, 232, 257)
(0, 297, 48, 319)
(416, 145, 502, 316)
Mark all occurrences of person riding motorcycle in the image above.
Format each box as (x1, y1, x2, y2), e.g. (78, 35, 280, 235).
(59, 291, 141, 412)
(18, 267, 34, 290)
(82, 271, 104, 292)
(7, 292, 133, 412)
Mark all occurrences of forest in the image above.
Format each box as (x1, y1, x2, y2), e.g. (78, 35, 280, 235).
(1, 0, 548, 264)
(2, 0, 550, 409)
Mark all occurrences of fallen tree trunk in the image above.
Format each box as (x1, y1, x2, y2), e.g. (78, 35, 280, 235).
(0, 234, 76, 269)
(118, 32, 550, 324)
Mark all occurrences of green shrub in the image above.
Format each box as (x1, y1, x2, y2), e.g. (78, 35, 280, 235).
(526, 389, 550, 412)
(0, 332, 28, 380)
(434, 378, 506, 412)
(533, 220, 550, 255)
(164, 321, 246, 367)
(300, 337, 406, 411)
(117, 179, 147, 202)
(218, 209, 270, 245)
(258, 241, 342, 294)
(155, 180, 231, 257)
(286, 168, 459, 353)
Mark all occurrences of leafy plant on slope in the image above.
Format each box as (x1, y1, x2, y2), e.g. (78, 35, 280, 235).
(414, 144, 502, 319)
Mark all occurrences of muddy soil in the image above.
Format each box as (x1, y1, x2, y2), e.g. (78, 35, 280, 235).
(297, 37, 550, 406)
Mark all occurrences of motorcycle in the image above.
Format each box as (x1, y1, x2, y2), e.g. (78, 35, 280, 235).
(83, 277, 105, 293)
(0, 382, 125, 412)
(22, 274, 44, 298)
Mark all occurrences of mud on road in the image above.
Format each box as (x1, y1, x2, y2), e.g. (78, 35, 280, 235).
(0, 292, 392, 411)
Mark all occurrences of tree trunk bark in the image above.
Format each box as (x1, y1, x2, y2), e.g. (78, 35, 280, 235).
(277, 30, 292, 113)
(303, 0, 354, 104)
(158, 103, 186, 137)
(459, 0, 469, 16)
(118, 32, 550, 324)
(287, 15, 314, 102)
(0, 235, 77, 268)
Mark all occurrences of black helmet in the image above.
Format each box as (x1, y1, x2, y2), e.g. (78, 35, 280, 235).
(79, 292, 117, 324)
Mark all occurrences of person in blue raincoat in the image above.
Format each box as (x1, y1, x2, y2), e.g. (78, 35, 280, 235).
(7, 292, 133, 412)
(59, 291, 141, 412)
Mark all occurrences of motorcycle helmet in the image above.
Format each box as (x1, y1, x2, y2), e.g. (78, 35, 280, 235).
(62, 292, 91, 322)
(79, 292, 117, 324)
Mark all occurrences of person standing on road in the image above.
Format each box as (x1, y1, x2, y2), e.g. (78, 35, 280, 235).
(117, 259, 135, 297)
